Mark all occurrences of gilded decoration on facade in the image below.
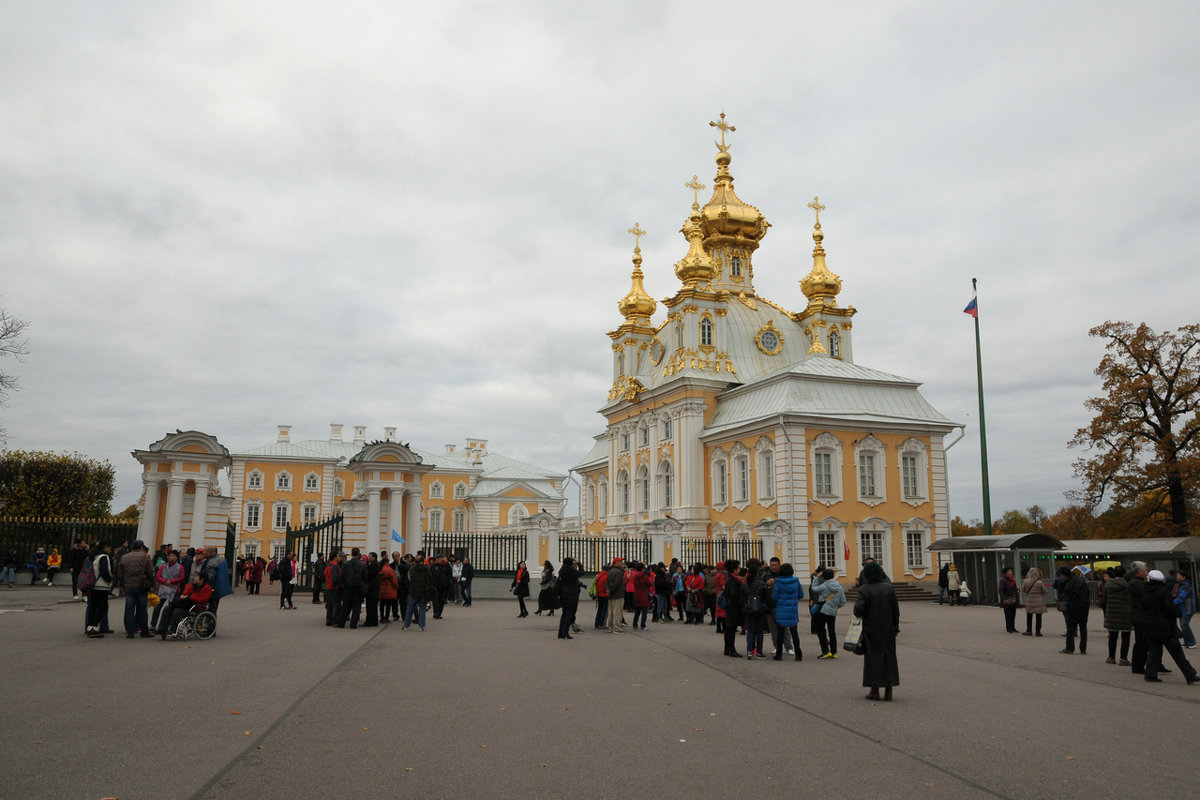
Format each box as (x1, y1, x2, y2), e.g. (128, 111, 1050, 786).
(737, 291, 757, 310)
(608, 374, 647, 403)
(663, 348, 736, 377)
(755, 320, 785, 356)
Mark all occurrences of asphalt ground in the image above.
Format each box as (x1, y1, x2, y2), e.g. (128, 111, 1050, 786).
(1, 584, 1197, 800)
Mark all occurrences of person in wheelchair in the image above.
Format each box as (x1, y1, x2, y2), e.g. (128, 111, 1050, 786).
(158, 571, 214, 639)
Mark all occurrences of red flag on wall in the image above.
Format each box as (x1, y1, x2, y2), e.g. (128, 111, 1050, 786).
(843, 540, 851, 561)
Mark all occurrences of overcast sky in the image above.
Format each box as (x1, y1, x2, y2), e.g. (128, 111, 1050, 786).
(2, 1, 1197, 524)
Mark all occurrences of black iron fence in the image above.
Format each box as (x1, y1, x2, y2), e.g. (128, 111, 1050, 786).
(559, 535, 651, 572)
(0, 517, 139, 571)
(680, 536, 763, 568)
(285, 515, 344, 591)
(423, 532, 526, 576)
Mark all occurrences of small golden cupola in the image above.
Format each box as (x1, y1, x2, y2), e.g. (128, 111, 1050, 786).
(617, 223, 657, 326)
(674, 175, 716, 287)
(795, 196, 855, 360)
(698, 114, 770, 290)
(798, 196, 842, 311)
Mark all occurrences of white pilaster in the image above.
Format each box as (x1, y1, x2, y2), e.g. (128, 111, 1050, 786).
(405, 490, 422, 554)
(189, 478, 210, 552)
(387, 489, 404, 556)
(366, 488, 382, 557)
(137, 477, 161, 547)
(162, 475, 186, 547)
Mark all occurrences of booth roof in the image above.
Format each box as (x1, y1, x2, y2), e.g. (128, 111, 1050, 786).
(927, 533, 1065, 552)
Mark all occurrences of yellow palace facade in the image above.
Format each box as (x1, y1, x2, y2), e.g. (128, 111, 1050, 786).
(575, 117, 960, 582)
(228, 425, 566, 560)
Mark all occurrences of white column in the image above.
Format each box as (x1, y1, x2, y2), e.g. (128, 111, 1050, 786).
(405, 489, 422, 554)
(366, 488, 382, 557)
(387, 488, 404, 556)
(162, 475, 186, 548)
(189, 478, 210, 552)
(137, 477, 161, 547)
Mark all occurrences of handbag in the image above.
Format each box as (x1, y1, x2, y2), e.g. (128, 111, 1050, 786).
(810, 602, 823, 616)
(844, 616, 864, 650)
(147, 592, 161, 607)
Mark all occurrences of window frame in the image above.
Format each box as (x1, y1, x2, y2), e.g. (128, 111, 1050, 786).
(854, 435, 887, 507)
(810, 433, 844, 506)
(274, 471, 292, 492)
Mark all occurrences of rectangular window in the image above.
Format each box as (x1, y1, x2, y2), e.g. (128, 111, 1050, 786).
(814, 452, 832, 495)
(620, 480, 630, 514)
(247, 472, 262, 489)
(737, 458, 749, 502)
(272, 543, 287, 561)
(716, 462, 728, 505)
(641, 427, 649, 447)
(905, 531, 925, 569)
(304, 474, 319, 491)
(858, 453, 876, 497)
(274, 505, 289, 529)
(662, 471, 672, 508)
(902, 455, 919, 498)
(818, 531, 837, 567)
(760, 452, 775, 499)
(639, 476, 649, 511)
(663, 418, 672, 439)
(861, 531, 884, 563)
(246, 504, 260, 528)
(429, 509, 443, 532)
(453, 509, 466, 532)
(302, 505, 317, 525)
(621, 433, 630, 451)
(242, 542, 259, 559)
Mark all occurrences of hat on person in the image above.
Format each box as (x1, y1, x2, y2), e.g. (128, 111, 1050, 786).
(132, 540, 146, 551)
(1148, 569, 1166, 583)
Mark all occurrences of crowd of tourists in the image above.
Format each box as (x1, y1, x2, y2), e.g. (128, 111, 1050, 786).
(313, 548, 475, 631)
(513, 554, 900, 700)
(990, 561, 1196, 685)
(70, 539, 232, 639)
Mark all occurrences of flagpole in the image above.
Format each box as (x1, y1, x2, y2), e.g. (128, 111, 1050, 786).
(971, 277, 993, 535)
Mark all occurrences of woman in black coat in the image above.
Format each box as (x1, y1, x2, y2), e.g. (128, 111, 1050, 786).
(536, 560, 558, 616)
(511, 561, 531, 618)
(853, 561, 900, 701)
(722, 560, 745, 658)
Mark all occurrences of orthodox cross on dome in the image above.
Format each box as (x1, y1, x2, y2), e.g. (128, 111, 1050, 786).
(685, 175, 706, 207)
(807, 196, 826, 227)
(627, 222, 646, 252)
(710, 113, 736, 152)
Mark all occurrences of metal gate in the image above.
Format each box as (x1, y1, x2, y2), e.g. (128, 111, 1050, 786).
(285, 515, 344, 591)
(680, 536, 763, 567)
(225, 521, 237, 566)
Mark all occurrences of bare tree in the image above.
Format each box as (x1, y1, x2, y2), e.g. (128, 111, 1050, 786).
(1, 304, 31, 437)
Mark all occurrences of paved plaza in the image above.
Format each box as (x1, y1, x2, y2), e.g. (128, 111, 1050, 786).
(1, 584, 1196, 800)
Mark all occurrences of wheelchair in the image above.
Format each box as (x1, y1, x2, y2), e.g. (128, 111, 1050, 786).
(173, 605, 217, 641)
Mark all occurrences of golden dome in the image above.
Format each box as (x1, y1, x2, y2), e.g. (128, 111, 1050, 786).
(699, 114, 770, 244)
(618, 237, 656, 323)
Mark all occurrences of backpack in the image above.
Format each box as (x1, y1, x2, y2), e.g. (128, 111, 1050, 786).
(716, 589, 727, 610)
(588, 574, 599, 599)
(78, 558, 96, 595)
(745, 586, 766, 615)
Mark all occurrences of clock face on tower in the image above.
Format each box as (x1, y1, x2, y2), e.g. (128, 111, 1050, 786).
(755, 323, 784, 356)
(650, 338, 665, 365)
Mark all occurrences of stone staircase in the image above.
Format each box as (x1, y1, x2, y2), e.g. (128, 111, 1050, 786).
(842, 580, 940, 603)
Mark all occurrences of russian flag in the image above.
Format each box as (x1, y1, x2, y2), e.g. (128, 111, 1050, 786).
(963, 294, 978, 318)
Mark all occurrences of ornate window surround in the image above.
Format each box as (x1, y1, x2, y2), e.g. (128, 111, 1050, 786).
(898, 438, 929, 507)
(429, 480, 444, 499)
(810, 432, 844, 506)
(303, 472, 320, 492)
(755, 437, 775, 505)
(731, 442, 751, 510)
(902, 517, 931, 577)
(710, 447, 729, 509)
(274, 470, 292, 492)
(453, 481, 468, 500)
(247, 469, 264, 491)
(854, 434, 887, 507)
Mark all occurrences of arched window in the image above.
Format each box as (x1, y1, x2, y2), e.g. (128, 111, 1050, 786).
(636, 466, 650, 512)
(453, 482, 467, 499)
(700, 316, 713, 347)
(658, 461, 674, 509)
(829, 328, 841, 359)
(275, 471, 292, 491)
(731, 254, 742, 277)
(507, 505, 528, 525)
(616, 470, 630, 514)
(303, 472, 320, 492)
(429, 481, 444, 499)
(710, 450, 728, 507)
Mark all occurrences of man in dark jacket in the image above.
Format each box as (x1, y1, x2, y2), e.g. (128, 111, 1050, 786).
(363, 552, 381, 627)
(324, 553, 343, 626)
(938, 563, 950, 605)
(460, 556, 475, 607)
(557, 557, 583, 640)
(1142, 569, 1197, 683)
(404, 553, 431, 631)
(606, 558, 626, 633)
(117, 540, 156, 637)
(1129, 561, 1152, 674)
(431, 557, 451, 619)
(69, 540, 89, 599)
(1060, 568, 1091, 655)
(277, 551, 295, 610)
(336, 548, 368, 629)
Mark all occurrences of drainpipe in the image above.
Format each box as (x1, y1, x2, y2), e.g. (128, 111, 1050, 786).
(778, 416, 796, 564)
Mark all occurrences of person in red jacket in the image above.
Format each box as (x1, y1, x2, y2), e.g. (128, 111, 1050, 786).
(378, 559, 400, 622)
(593, 568, 609, 629)
(631, 563, 653, 630)
(157, 572, 214, 639)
